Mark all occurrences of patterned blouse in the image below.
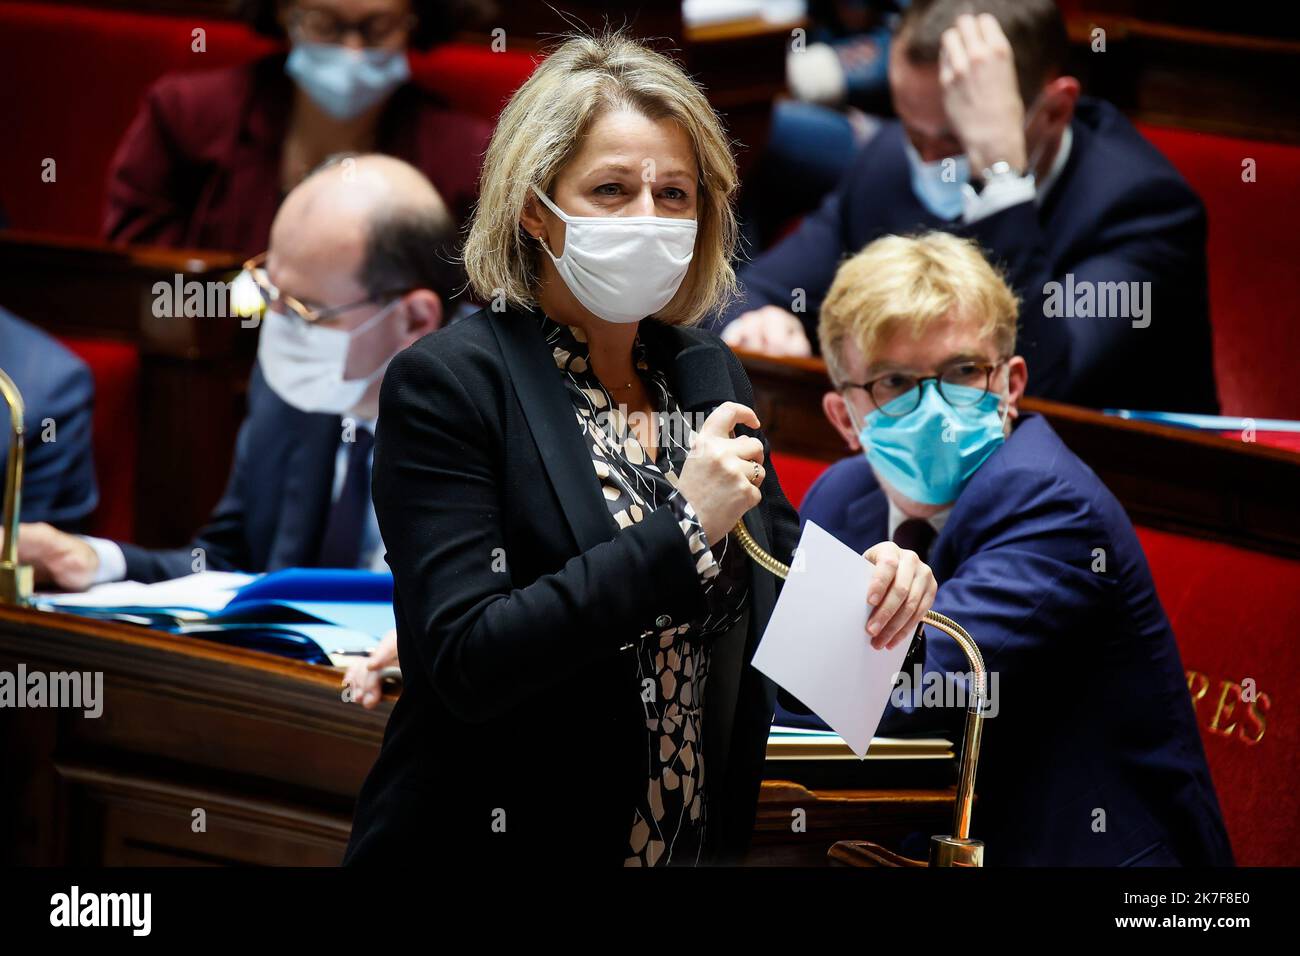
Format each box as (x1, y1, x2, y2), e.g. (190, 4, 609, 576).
(538, 312, 750, 867)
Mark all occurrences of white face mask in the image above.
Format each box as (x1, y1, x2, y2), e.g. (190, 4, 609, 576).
(531, 185, 697, 324)
(257, 301, 400, 414)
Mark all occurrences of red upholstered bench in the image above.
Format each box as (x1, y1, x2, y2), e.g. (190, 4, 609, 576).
(769, 451, 829, 509)
(1135, 527, 1300, 866)
(0, 1, 537, 238)
(1136, 124, 1300, 420)
(56, 337, 141, 541)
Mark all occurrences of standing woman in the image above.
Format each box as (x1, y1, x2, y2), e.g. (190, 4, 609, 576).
(345, 31, 936, 867)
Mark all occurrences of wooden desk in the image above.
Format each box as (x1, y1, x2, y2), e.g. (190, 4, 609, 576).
(0, 605, 953, 866)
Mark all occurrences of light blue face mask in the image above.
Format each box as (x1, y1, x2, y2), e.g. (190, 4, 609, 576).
(855, 380, 1008, 506)
(285, 42, 411, 120)
(903, 139, 971, 220)
(902, 93, 1051, 221)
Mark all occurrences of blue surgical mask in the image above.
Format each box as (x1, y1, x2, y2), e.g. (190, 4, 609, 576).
(903, 139, 970, 220)
(903, 93, 1052, 221)
(285, 42, 410, 121)
(855, 380, 1008, 506)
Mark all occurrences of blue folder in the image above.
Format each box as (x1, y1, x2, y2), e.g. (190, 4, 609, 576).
(45, 569, 396, 666)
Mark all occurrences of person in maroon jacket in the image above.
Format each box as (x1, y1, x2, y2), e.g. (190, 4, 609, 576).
(103, 0, 493, 253)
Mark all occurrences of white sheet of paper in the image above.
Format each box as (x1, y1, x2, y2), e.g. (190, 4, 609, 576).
(37, 571, 256, 612)
(751, 520, 915, 758)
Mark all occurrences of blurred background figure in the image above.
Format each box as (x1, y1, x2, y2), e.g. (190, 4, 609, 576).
(103, 0, 494, 254)
(0, 306, 98, 529)
(23, 154, 459, 707)
(717, 0, 1218, 416)
(745, 0, 908, 250)
(19, 152, 456, 620)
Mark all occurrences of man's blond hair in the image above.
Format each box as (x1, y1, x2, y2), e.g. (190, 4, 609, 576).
(463, 30, 739, 326)
(819, 232, 1019, 386)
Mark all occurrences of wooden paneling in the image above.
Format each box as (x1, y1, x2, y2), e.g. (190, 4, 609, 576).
(0, 606, 953, 866)
(1064, 6, 1300, 142)
(750, 780, 954, 866)
(0, 605, 381, 865)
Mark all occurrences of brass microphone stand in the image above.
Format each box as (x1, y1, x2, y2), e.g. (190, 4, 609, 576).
(734, 519, 987, 866)
(0, 368, 32, 606)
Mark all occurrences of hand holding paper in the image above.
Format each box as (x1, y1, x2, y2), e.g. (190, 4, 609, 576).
(862, 537, 939, 649)
(751, 521, 935, 758)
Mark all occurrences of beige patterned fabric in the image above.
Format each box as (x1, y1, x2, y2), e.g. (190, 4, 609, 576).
(538, 313, 749, 866)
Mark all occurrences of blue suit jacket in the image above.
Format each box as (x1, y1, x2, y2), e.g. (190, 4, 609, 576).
(798, 414, 1233, 866)
(717, 98, 1218, 413)
(0, 307, 97, 528)
(118, 366, 344, 582)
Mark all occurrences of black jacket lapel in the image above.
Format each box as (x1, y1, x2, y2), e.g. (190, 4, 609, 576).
(488, 307, 618, 554)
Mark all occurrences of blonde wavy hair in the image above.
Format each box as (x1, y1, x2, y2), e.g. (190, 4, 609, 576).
(819, 232, 1020, 387)
(462, 31, 739, 326)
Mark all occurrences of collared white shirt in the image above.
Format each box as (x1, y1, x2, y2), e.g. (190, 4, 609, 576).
(961, 124, 1074, 224)
(886, 497, 951, 549)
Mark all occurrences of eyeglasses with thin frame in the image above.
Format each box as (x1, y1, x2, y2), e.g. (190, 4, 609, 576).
(286, 6, 417, 48)
(241, 252, 407, 326)
(842, 359, 1009, 417)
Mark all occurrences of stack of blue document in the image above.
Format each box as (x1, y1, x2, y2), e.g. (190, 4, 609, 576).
(37, 569, 394, 666)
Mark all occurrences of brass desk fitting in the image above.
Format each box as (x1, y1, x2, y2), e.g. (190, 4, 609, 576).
(734, 518, 986, 867)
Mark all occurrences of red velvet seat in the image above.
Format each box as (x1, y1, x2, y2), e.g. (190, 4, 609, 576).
(0, 2, 536, 239)
(1136, 124, 1300, 419)
(769, 451, 830, 509)
(55, 338, 140, 541)
(1135, 526, 1300, 866)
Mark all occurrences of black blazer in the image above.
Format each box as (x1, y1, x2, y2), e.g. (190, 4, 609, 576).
(344, 306, 801, 866)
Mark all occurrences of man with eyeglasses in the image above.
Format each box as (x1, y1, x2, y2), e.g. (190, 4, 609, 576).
(788, 232, 1232, 867)
(21, 154, 458, 707)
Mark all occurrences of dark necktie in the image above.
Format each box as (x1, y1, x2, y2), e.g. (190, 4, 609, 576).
(893, 517, 937, 562)
(894, 517, 937, 672)
(316, 426, 374, 568)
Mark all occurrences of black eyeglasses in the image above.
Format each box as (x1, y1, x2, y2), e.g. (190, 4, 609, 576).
(287, 6, 417, 48)
(843, 360, 1007, 417)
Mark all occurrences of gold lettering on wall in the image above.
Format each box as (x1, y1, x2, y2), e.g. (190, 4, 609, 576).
(1186, 671, 1269, 746)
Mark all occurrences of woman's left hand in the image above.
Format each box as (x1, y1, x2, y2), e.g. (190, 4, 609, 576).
(862, 541, 938, 650)
(343, 629, 400, 709)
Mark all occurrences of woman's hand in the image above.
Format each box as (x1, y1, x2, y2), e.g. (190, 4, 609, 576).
(862, 541, 938, 650)
(343, 629, 400, 709)
(677, 401, 766, 544)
